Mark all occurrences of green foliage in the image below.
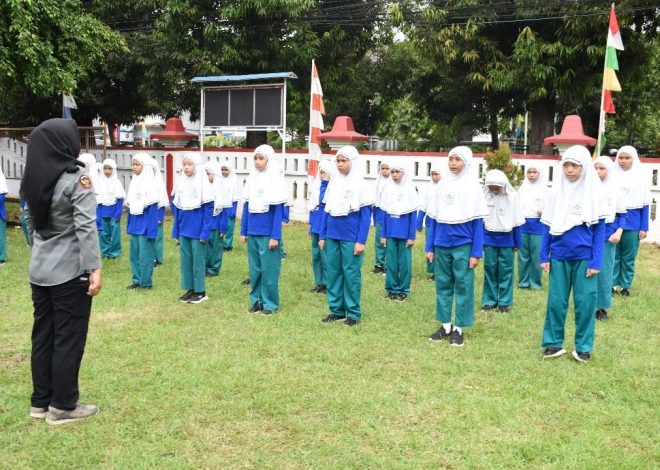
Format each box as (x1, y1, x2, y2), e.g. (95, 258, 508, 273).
(203, 134, 246, 149)
(483, 142, 523, 187)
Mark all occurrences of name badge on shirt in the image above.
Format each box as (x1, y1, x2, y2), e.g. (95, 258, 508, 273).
(570, 203, 582, 215)
(191, 189, 198, 198)
(445, 193, 454, 205)
(344, 189, 353, 199)
(497, 208, 505, 216)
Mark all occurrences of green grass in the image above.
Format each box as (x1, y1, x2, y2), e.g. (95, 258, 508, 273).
(1, 220, 658, 469)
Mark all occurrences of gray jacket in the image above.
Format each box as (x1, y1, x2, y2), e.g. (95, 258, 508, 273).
(26, 168, 102, 286)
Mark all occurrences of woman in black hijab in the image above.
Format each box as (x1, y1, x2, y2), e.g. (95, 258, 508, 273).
(23, 118, 103, 425)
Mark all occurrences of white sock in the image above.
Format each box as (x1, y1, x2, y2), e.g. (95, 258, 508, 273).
(454, 326, 463, 334)
(443, 323, 451, 334)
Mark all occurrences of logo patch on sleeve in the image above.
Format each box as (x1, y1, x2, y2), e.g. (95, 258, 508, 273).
(79, 174, 93, 190)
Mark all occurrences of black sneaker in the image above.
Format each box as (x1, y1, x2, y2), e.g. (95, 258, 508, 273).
(179, 290, 194, 302)
(428, 274, 435, 281)
(498, 306, 510, 314)
(317, 285, 327, 294)
(620, 288, 630, 297)
(224, 247, 233, 252)
(247, 302, 263, 313)
(310, 285, 321, 293)
(611, 288, 618, 296)
(385, 292, 397, 300)
(449, 329, 464, 347)
(126, 283, 140, 290)
(344, 318, 359, 327)
(396, 293, 407, 302)
(429, 327, 451, 342)
(260, 310, 274, 316)
(572, 350, 591, 363)
(241, 278, 250, 286)
(321, 314, 345, 324)
(153, 261, 162, 268)
(372, 265, 384, 274)
(481, 305, 495, 312)
(596, 309, 609, 322)
(188, 292, 208, 304)
(543, 347, 566, 359)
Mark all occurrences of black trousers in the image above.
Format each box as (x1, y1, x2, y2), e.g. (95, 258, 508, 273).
(30, 275, 92, 410)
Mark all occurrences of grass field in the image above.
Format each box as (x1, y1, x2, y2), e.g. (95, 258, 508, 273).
(1, 218, 658, 469)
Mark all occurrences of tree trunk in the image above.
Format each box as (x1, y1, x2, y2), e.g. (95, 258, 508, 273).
(246, 131, 267, 149)
(529, 98, 556, 155)
(489, 112, 499, 149)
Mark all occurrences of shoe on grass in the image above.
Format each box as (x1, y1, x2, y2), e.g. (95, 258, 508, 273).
(247, 302, 263, 313)
(396, 293, 407, 302)
(543, 347, 566, 359)
(572, 350, 591, 363)
(317, 285, 327, 294)
(449, 329, 464, 347)
(620, 288, 630, 297)
(481, 305, 495, 312)
(46, 404, 99, 426)
(344, 318, 359, 327)
(321, 314, 346, 324)
(498, 306, 510, 314)
(126, 283, 140, 290)
(188, 292, 208, 304)
(259, 310, 275, 316)
(179, 290, 194, 302)
(429, 327, 451, 342)
(241, 278, 250, 285)
(596, 309, 609, 322)
(30, 407, 48, 419)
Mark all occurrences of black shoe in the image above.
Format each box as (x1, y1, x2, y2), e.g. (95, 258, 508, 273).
(385, 292, 397, 300)
(449, 329, 464, 347)
(344, 318, 359, 327)
(248, 302, 263, 313)
(498, 306, 510, 314)
(481, 305, 495, 312)
(321, 314, 346, 324)
(372, 265, 384, 274)
(317, 285, 327, 293)
(543, 347, 566, 359)
(596, 309, 609, 322)
(224, 247, 233, 252)
(126, 283, 140, 290)
(188, 292, 208, 304)
(241, 278, 250, 286)
(396, 293, 407, 302)
(260, 310, 274, 316)
(611, 288, 618, 296)
(310, 285, 320, 293)
(620, 288, 630, 297)
(429, 327, 451, 342)
(572, 350, 591, 363)
(519, 285, 530, 289)
(178, 289, 194, 302)
(153, 261, 162, 268)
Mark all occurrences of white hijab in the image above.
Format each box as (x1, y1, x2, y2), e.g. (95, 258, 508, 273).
(323, 146, 375, 217)
(309, 158, 335, 211)
(378, 160, 419, 216)
(220, 160, 239, 206)
(204, 160, 224, 216)
(541, 145, 607, 236)
(421, 161, 443, 214)
(78, 153, 102, 201)
(0, 167, 7, 194)
(126, 153, 159, 215)
(241, 145, 288, 213)
(147, 157, 170, 208)
(172, 152, 215, 211)
(595, 156, 627, 223)
(426, 146, 488, 224)
(518, 164, 547, 218)
(375, 159, 392, 208)
(614, 146, 651, 210)
(484, 169, 525, 232)
(97, 159, 126, 206)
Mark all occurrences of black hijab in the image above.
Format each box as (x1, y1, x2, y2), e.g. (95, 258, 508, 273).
(21, 118, 83, 230)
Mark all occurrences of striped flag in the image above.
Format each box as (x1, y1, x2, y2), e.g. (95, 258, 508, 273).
(308, 60, 325, 177)
(594, 4, 624, 158)
(62, 93, 77, 119)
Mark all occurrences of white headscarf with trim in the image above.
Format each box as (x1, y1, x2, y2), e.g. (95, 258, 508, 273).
(426, 146, 488, 224)
(126, 153, 159, 215)
(378, 160, 419, 216)
(241, 145, 288, 213)
(309, 158, 335, 211)
(595, 156, 627, 223)
(484, 169, 525, 232)
(146, 157, 170, 208)
(375, 158, 392, 208)
(323, 146, 375, 216)
(541, 145, 607, 236)
(614, 145, 651, 210)
(204, 160, 224, 216)
(78, 153, 102, 201)
(518, 163, 547, 218)
(420, 160, 443, 214)
(97, 159, 126, 206)
(220, 159, 239, 206)
(172, 152, 215, 211)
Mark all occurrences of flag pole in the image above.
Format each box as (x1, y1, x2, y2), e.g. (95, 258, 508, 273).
(308, 59, 314, 160)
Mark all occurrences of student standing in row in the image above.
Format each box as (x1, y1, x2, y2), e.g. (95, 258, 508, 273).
(594, 156, 627, 322)
(319, 146, 374, 326)
(97, 159, 125, 259)
(0, 167, 6, 264)
(78, 153, 103, 234)
(540, 145, 606, 363)
(125, 153, 159, 290)
(172, 153, 214, 304)
(149, 157, 169, 267)
(240, 145, 287, 314)
(612, 146, 650, 297)
(372, 160, 390, 274)
(517, 165, 546, 289)
(426, 146, 488, 346)
(204, 160, 228, 277)
(380, 161, 418, 301)
(417, 162, 443, 280)
(308, 159, 334, 293)
(481, 170, 525, 313)
(221, 161, 239, 252)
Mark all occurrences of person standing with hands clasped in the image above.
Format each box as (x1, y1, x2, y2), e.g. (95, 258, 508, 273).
(319, 146, 374, 326)
(540, 145, 606, 363)
(308, 159, 334, 293)
(22, 118, 102, 425)
(517, 165, 547, 289)
(426, 146, 488, 346)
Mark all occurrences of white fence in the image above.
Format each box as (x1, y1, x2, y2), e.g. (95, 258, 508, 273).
(3, 141, 659, 242)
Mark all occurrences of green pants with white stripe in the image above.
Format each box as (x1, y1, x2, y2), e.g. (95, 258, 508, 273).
(130, 234, 155, 287)
(433, 244, 475, 328)
(179, 236, 207, 293)
(542, 259, 597, 353)
(385, 238, 412, 295)
(597, 242, 616, 309)
(205, 230, 224, 276)
(482, 246, 515, 307)
(613, 230, 640, 289)
(325, 239, 364, 320)
(518, 233, 542, 289)
(248, 235, 281, 311)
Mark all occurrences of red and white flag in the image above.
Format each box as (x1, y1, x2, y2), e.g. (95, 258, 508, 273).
(308, 60, 325, 177)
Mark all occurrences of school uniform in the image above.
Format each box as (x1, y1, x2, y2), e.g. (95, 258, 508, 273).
(426, 146, 488, 345)
(220, 162, 240, 251)
(482, 170, 525, 310)
(320, 146, 374, 324)
(612, 146, 651, 292)
(97, 159, 125, 259)
(125, 153, 160, 288)
(308, 160, 333, 290)
(241, 145, 288, 312)
(0, 169, 6, 262)
(540, 145, 607, 361)
(149, 157, 169, 266)
(172, 153, 214, 301)
(418, 162, 443, 275)
(78, 153, 104, 234)
(372, 162, 391, 271)
(204, 161, 228, 276)
(517, 165, 547, 289)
